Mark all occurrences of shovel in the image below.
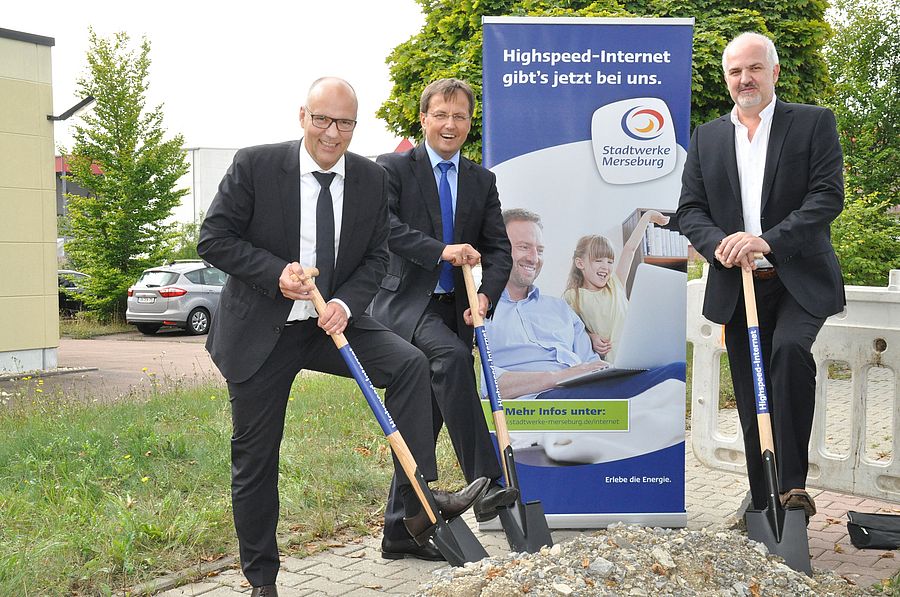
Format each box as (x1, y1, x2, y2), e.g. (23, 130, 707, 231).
(740, 265, 812, 576)
(297, 267, 488, 566)
(461, 263, 553, 553)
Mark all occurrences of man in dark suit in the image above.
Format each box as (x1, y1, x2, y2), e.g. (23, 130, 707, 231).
(370, 78, 516, 556)
(677, 33, 844, 521)
(198, 77, 487, 595)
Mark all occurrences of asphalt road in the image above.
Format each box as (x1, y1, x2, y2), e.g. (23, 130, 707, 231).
(1, 329, 223, 402)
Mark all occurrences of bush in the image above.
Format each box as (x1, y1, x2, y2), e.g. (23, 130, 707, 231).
(831, 192, 900, 287)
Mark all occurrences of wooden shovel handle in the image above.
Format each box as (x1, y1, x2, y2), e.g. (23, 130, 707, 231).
(461, 263, 485, 328)
(740, 255, 775, 455)
(294, 267, 348, 349)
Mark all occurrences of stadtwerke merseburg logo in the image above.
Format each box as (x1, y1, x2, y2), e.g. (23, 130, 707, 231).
(620, 106, 665, 140)
(591, 98, 677, 185)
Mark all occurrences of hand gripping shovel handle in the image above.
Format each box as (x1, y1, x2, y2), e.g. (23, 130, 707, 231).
(297, 268, 435, 527)
(462, 264, 553, 552)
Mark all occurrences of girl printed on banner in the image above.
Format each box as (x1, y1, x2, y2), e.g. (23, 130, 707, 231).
(563, 210, 669, 362)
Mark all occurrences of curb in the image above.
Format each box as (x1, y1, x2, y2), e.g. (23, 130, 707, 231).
(128, 555, 241, 596)
(0, 366, 97, 382)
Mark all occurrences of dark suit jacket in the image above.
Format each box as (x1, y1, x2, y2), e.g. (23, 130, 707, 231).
(198, 140, 390, 383)
(369, 144, 511, 344)
(677, 100, 845, 324)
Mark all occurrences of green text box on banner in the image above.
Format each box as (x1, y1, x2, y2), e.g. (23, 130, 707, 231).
(482, 400, 629, 432)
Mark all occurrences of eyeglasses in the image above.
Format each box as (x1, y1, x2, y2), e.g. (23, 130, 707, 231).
(426, 112, 471, 123)
(306, 110, 357, 132)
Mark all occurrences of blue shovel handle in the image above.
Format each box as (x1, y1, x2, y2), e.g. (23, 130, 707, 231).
(336, 343, 397, 435)
(474, 328, 504, 414)
(294, 269, 396, 434)
(461, 264, 504, 414)
(304, 282, 397, 435)
(294, 267, 438, 524)
(462, 264, 514, 484)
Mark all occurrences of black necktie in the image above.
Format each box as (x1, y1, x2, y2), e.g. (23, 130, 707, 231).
(312, 171, 337, 299)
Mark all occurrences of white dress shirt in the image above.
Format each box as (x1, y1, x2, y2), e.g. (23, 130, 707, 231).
(287, 141, 348, 321)
(731, 95, 776, 266)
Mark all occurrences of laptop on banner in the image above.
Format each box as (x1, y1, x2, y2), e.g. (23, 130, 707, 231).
(557, 263, 686, 386)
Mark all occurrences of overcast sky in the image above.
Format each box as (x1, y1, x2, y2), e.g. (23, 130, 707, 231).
(6, 0, 425, 156)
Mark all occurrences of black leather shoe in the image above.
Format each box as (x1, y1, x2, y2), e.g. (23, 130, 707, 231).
(473, 482, 519, 522)
(433, 476, 490, 518)
(250, 585, 278, 597)
(403, 477, 489, 542)
(381, 537, 446, 561)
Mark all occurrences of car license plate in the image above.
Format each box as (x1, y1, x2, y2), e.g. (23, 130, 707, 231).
(137, 296, 155, 304)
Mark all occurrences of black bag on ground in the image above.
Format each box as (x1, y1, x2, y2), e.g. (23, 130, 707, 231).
(847, 511, 900, 550)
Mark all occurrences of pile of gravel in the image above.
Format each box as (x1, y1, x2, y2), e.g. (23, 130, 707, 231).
(415, 523, 877, 596)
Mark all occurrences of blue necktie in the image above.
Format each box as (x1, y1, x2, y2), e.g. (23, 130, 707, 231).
(437, 162, 455, 293)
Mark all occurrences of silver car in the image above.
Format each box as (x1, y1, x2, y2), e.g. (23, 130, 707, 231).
(126, 260, 226, 335)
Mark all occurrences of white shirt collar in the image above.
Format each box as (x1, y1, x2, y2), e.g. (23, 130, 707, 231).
(423, 142, 460, 171)
(299, 138, 346, 179)
(730, 94, 777, 128)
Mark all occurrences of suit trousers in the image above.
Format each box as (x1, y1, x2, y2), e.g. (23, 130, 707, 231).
(382, 296, 501, 540)
(227, 319, 434, 586)
(723, 275, 825, 510)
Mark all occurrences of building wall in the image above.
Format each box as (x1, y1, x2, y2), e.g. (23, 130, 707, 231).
(0, 29, 58, 373)
(170, 147, 238, 225)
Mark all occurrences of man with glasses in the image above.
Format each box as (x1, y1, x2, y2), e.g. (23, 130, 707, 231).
(370, 78, 516, 561)
(199, 77, 488, 595)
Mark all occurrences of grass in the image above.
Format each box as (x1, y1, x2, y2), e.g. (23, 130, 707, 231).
(0, 374, 462, 595)
(881, 569, 900, 596)
(828, 361, 853, 380)
(687, 258, 705, 281)
(59, 311, 131, 339)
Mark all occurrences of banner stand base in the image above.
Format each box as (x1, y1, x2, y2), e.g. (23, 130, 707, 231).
(479, 511, 687, 531)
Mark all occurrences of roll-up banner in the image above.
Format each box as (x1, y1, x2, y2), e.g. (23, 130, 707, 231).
(481, 17, 693, 528)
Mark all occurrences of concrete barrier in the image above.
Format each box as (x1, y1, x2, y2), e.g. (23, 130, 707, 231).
(688, 268, 899, 503)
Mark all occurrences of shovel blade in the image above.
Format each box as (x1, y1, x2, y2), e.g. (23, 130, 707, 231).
(432, 517, 488, 566)
(497, 505, 528, 552)
(521, 500, 554, 552)
(496, 446, 554, 553)
(497, 500, 553, 553)
(746, 506, 812, 576)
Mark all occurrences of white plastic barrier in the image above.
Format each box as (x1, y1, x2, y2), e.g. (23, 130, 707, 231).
(688, 268, 900, 503)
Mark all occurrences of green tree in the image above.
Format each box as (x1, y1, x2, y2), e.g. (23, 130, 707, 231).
(378, 0, 831, 161)
(823, 0, 900, 286)
(65, 30, 189, 318)
(631, 0, 830, 127)
(166, 215, 203, 262)
(823, 0, 898, 202)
